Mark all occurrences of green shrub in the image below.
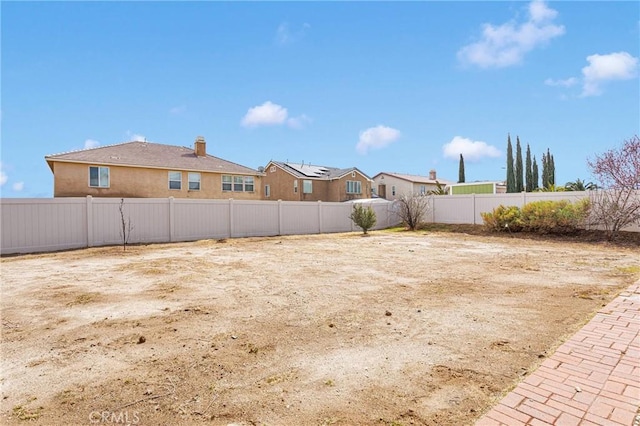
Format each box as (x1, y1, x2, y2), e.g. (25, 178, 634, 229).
(350, 204, 377, 234)
(521, 199, 589, 234)
(481, 205, 522, 232)
(482, 199, 589, 235)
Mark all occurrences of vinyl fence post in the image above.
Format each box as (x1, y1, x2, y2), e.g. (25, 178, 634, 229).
(169, 197, 175, 242)
(229, 198, 234, 238)
(431, 195, 436, 224)
(86, 195, 93, 247)
(472, 193, 476, 225)
(318, 200, 323, 234)
(278, 200, 283, 235)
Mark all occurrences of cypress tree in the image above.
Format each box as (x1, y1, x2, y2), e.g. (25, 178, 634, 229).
(525, 143, 533, 192)
(550, 153, 555, 186)
(542, 152, 548, 188)
(532, 155, 539, 190)
(515, 136, 524, 192)
(458, 153, 465, 183)
(506, 134, 515, 193)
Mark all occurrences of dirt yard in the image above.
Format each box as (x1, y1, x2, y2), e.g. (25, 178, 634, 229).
(1, 230, 638, 425)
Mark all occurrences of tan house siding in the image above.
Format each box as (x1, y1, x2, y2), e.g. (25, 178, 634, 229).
(51, 162, 261, 199)
(262, 166, 300, 201)
(328, 173, 371, 201)
(262, 164, 371, 202)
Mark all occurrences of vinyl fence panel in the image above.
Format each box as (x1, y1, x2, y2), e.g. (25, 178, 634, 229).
(1, 192, 637, 255)
(1, 198, 87, 253)
(280, 202, 322, 235)
(232, 200, 280, 237)
(173, 199, 230, 241)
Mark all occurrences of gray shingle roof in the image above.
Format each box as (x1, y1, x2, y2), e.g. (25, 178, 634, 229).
(373, 172, 454, 185)
(45, 141, 259, 175)
(269, 161, 371, 180)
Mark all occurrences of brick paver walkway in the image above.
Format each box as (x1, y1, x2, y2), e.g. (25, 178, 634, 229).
(477, 280, 640, 426)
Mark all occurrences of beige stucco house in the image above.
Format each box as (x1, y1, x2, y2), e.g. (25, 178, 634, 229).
(372, 170, 453, 200)
(261, 161, 373, 202)
(45, 136, 262, 199)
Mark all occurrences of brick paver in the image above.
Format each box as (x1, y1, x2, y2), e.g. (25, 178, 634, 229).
(477, 280, 640, 426)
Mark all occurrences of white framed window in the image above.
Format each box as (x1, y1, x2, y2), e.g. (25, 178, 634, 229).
(303, 180, 313, 194)
(244, 176, 254, 192)
(233, 176, 244, 191)
(89, 166, 109, 188)
(222, 175, 254, 192)
(346, 180, 362, 194)
(294, 180, 298, 193)
(222, 175, 232, 191)
(270, 166, 276, 173)
(420, 185, 426, 195)
(265, 184, 270, 198)
(188, 172, 201, 191)
(168, 171, 181, 190)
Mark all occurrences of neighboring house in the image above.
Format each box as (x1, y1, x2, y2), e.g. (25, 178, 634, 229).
(45, 136, 262, 199)
(261, 161, 373, 202)
(372, 170, 453, 200)
(447, 181, 506, 195)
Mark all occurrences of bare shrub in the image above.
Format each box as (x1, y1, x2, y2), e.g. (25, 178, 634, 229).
(119, 198, 134, 251)
(587, 135, 640, 240)
(393, 193, 431, 231)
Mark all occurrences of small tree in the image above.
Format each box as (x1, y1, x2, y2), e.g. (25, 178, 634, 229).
(587, 135, 640, 240)
(427, 181, 447, 195)
(458, 154, 465, 183)
(394, 193, 431, 231)
(350, 204, 377, 235)
(118, 198, 134, 251)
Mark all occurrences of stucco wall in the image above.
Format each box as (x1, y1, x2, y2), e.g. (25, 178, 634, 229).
(328, 173, 371, 201)
(374, 175, 413, 200)
(262, 166, 301, 201)
(262, 165, 371, 202)
(51, 162, 261, 199)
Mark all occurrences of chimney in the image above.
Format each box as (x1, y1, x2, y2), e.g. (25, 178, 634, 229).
(429, 169, 436, 180)
(194, 136, 206, 157)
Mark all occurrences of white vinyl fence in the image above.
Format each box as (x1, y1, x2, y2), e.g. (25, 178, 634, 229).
(1, 192, 638, 255)
(0, 197, 399, 255)
(428, 190, 640, 233)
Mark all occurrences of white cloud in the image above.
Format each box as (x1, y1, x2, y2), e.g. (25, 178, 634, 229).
(241, 101, 288, 127)
(356, 125, 401, 155)
(0, 162, 7, 186)
(12, 182, 24, 191)
(125, 131, 146, 142)
(544, 77, 578, 87)
(275, 22, 310, 46)
(581, 52, 639, 96)
(84, 139, 100, 149)
(442, 136, 502, 162)
(458, 0, 564, 69)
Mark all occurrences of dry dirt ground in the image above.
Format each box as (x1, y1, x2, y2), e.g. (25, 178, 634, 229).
(1, 229, 639, 426)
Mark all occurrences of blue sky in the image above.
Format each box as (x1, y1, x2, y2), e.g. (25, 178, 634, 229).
(1, 1, 638, 197)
